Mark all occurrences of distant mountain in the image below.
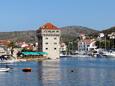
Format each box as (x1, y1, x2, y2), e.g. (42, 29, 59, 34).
(102, 26, 115, 34)
(61, 26, 98, 36)
(0, 26, 98, 43)
(0, 31, 37, 43)
(61, 26, 98, 42)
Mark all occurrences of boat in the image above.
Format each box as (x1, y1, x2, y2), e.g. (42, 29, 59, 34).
(0, 55, 18, 63)
(0, 68, 10, 72)
(22, 68, 32, 72)
(103, 51, 115, 57)
(70, 54, 92, 58)
(0, 59, 17, 64)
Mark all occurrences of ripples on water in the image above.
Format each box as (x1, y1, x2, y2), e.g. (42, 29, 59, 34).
(0, 57, 115, 86)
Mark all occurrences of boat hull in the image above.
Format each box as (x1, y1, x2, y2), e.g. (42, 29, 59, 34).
(0, 68, 10, 72)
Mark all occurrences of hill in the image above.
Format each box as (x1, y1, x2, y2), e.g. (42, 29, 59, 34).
(61, 26, 98, 42)
(0, 26, 98, 43)
(0, 31, 37, 43)
(102, 26, 115, 34)
(61, 26, 98, 35)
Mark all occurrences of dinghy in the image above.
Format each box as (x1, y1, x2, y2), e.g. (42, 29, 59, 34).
(22, 68, 32, 72)
(0, 68, 10, 72)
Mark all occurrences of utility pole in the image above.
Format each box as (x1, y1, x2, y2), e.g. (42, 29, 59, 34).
(105, 35, 106, 50)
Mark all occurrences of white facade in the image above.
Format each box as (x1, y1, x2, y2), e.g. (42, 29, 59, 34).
(78, 39, 97, 51)
(37, 23, 61, 59)
(60, 43, 67, 52)
(0, 46, 7, 56)
(78, 41, 89, 51)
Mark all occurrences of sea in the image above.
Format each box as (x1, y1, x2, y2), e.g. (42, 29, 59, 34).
(1, 57, 115, 86)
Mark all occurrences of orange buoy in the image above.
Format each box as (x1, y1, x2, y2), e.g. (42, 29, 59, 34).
(22, 68, 32, 72)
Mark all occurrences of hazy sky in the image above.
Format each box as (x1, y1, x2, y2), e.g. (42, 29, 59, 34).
(0, 0, 115, 31)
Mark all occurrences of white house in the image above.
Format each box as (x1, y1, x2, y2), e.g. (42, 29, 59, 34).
(78, 39, 96, 51)
(60, 43, 67, 52)
(0, 46, 7, 56)
(60, 43, 67, 55)
(36, 23, 61, 59)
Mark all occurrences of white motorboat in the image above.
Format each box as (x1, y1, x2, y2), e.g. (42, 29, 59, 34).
(0, 59, 18, 64)
(70, 54, 92, 58)
(103, 51, 115, 57)
(0, 55, 18, 63)
(0, 68, 10, 72)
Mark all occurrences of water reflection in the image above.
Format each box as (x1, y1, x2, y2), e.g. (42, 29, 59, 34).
(41, 60, 61, 86)
(0, 58, 115, 86)
(39, 58, 115, 86)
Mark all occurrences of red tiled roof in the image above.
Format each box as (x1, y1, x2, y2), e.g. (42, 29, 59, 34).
(0, 40, 11, 45)
(40, 23, 60, 30)
(82, 39, 92, 45)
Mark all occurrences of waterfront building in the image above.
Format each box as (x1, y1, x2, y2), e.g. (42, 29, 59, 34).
(60, 42, 67, 55)
(60, 43, 67, 52)
(36, 23, 61, 59)
(78, 39, 96, 51)
(108, 32, 115, 48)
(108, 32, 115, 38)
(79, 33, 86, 40)
(0, 46, 7, 56)
(0, 40, 11, 46)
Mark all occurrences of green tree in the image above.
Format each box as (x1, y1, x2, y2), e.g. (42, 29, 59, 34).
(7, 41, 15, 48)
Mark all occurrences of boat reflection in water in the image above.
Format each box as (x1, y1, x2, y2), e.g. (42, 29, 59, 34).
(0, 57, 115, 86)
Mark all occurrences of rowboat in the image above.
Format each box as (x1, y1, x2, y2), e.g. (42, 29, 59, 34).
(0, 68, 10, 72)
(22, 68, 32, 72)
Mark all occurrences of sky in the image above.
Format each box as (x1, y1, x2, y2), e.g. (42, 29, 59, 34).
(0, 0, 115, 32)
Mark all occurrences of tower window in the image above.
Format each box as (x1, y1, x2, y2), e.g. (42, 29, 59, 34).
(54, 42, 57, 45)
(46, 37, 48, 39)
(52, 31, 55, 32)
(54, 48, 56, 50)
(46, 48, 48, 50)
(48, 31, 51, 32)
(54, 38, 57, 40)
(45, 42, 48, 44)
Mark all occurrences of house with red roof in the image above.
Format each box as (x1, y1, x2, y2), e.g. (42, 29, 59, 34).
(78, 39, 97, 51)
(0, 40, 11, 46)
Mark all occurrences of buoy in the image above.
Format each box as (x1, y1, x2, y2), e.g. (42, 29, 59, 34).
(22, 68, 32, 72)
(71, 70, 74, 72)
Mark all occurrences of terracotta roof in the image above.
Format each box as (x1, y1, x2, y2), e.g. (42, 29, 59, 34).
(82, 39, 92, 45)
(40, 23, 60, 30)
(0, 40, 11, 45)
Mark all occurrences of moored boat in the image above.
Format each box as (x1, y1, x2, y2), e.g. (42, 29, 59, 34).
(103, 51, 115, 57)
(0, 55, 18, 63)
(22, 68, 32, 72)
(0, 59, 18, 64)
(0, 68, 10, 72)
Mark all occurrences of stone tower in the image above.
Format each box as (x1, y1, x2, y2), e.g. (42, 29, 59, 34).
(36, 23, 61, 59)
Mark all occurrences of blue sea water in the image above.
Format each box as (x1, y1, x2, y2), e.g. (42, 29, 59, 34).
(1, 57, 115, 86)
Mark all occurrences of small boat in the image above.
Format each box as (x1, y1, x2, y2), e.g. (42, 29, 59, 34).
(70, 54, 92, 58)
(0, 68, 10, 72)
(0, 55, 18, 64)
(22, 68, 32, 72)
(103, 51, 115, 57)
(0, 59, 17, 64)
